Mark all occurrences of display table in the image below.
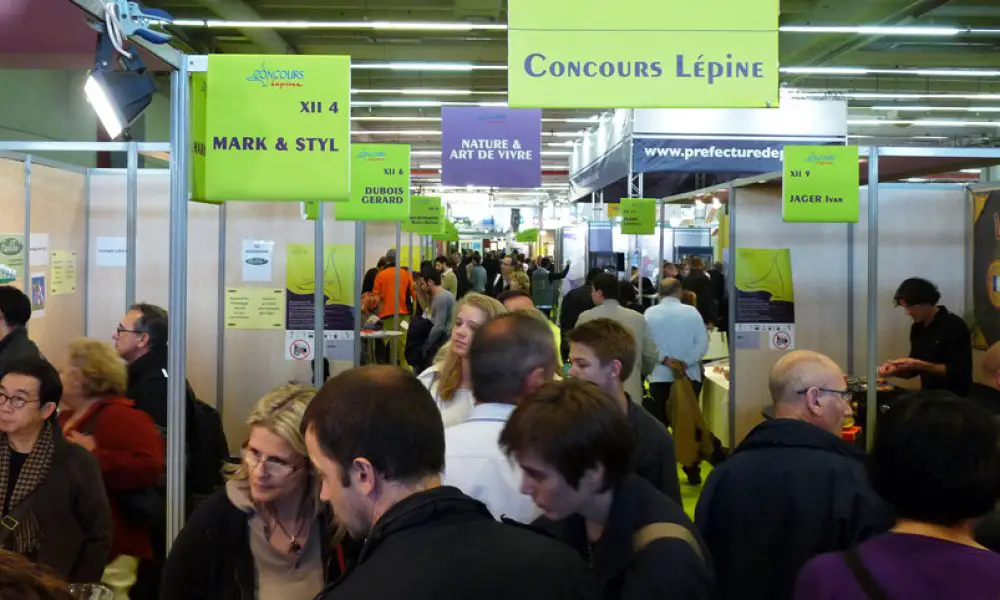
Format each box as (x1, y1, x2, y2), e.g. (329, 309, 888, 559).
(702, 363, 731, 449)
(704, 331, 728, 361)
(361, 330, 405, 365)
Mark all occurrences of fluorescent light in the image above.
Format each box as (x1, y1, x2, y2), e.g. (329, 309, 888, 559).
(782, 66, 1000, 77)
(961, 169, 982, 174)
(867, 105, 1000, 113)
(353, 62, 507, 72)
(171, 19, 506, 31)
(788, 90, 1000, 101)
(409, 150, 573, 157)
(848, 118, 1000, 127)
(352, 130, 442, 136)
(419, 164, 567, 169)
(353, 100, 507, 108)
(352, 116, 442, 123)
(84, 76, 124, 139)
(780, 25, 962, 36)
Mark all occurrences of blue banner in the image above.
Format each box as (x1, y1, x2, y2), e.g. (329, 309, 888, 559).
(633, 137, 843, 174)
(570, 139, 630, 200)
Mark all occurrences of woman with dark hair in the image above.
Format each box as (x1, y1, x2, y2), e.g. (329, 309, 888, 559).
(794, 390, 1000, 599)
(618, 280, 645, 314)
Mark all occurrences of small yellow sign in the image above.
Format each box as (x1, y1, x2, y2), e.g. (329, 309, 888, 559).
(225, 287, 285, 329)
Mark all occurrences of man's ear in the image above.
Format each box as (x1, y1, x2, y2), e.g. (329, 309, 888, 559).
(609, 360, 623, 381)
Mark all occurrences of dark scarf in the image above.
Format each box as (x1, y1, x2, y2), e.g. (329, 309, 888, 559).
(0, 422, 55, 554)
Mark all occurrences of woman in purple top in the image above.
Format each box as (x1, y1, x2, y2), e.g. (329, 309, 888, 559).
(794, 390, 1000, 600)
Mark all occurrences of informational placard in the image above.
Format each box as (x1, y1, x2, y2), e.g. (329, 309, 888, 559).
(195, 55, 352, 203)
(285, 243, 355, 333)
(0, 234, 25, 280)
(225, 287, 285, 329)
(242, 239, 274, 282)
(29, 272, 45, 316)
(607, 204, 622, 220)
(734, 248, 795, 351)
(441, 107, 541, 188)
(402, 196, 445, 234)
(50, 251, 77, 295)
(338, 144, 411, 222)
(95, 236, 127, 267)
(29, 234, 49, 267)
(507, 0, 779, 109)
(620, 198, 657, 235)
(782, 145, 859, 223)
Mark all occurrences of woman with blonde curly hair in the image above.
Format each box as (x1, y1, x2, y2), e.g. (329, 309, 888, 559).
(58, 338, 164, 599)
(161, 384, 355, 600)
(418, 293, 507, 427)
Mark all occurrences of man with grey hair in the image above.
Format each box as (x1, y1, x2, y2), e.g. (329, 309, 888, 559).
(694, 350, 890, 600)
(442, 312, 557, 523)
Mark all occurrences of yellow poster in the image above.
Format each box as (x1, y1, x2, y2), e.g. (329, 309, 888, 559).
(49, 251, 77, 295)
(285, 244, 356, 331)
(225, 288, 285, 329)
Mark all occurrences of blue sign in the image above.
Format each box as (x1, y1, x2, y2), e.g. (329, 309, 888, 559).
(632, 137, 843, 174)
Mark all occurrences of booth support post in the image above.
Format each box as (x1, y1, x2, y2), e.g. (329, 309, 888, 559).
(313, 203, 326, 389)
(847, 221, 855, 375)
(22, 157, 30, 302)
(409, 232, 414, 272)
(726, 185, 737, 449)
(166, 61, 191, 550)
(215, 203, 227, 412)
(658, 201, 665, 286)
(392, 222, 401, 364)
(83, 171, 91, 336)
(125, 142, 139, 307)
(353, 221, 365, 367)
(865, 149, 880, 451)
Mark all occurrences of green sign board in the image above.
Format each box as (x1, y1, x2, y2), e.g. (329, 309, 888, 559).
(620, 198, 657, 235)
(782, 145, 860, 223)
(337, 144, 411, 222)
(435, 220, 460, 243)
(193, 55, 352, 203)
(507, 0, 779, 109)
(516, 228, 539, 243)
(403, 196, 444, 234)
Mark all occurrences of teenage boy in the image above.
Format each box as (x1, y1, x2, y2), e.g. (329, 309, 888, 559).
(568, 318, 681, 505)
(500, 379, 717, 600)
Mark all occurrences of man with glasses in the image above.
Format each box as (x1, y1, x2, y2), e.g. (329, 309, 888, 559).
(0, 286, 42, 379)
(694, 350, 891, 600)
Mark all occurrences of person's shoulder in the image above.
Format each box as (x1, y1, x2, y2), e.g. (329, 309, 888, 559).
(417, 364, 440, 385)
(795, 550, 852, 596)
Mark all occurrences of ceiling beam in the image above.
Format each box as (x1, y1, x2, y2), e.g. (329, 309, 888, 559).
(195, 0, 296, 53)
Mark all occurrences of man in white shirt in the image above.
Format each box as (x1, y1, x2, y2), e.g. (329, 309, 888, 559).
(443, 312, 557, 523)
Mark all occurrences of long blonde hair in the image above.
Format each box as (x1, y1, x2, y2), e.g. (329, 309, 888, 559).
(435, 293, 506, 401)
(229, 384, 316, 481)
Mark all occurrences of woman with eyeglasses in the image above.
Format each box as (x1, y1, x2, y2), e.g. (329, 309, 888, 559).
(161, 384, 355, 600)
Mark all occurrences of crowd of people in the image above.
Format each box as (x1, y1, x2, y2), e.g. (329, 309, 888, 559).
(2, 256, 1000, 599)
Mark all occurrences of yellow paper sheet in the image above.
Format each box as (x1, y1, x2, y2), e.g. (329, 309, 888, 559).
(225, 288, 285, 329)
(49, 251, 77, 295)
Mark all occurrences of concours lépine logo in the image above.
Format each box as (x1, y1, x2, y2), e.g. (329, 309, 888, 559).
(246, 62, 305, 88)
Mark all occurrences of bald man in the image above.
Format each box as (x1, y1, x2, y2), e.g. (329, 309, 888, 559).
(694, 351, 890, 600)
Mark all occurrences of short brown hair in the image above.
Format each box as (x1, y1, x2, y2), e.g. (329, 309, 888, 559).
(303, 366, 445, 486)
(0, 549, 73, 599)
(469, 312, 557, 404)
(68, 338, 128, 397)
(569, 319, 636, 381)
(499, 379, 634, 491)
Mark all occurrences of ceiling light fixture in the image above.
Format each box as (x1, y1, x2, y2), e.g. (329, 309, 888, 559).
(847, 118, 1000, 127)
(171, 19, 506, 31)
(779, 25, 963, 36)
(353, 100, 508, 108)
(351, 130, 585, 137)
(866, 105, 1000, 113)
(353, 62, 507, 71)
(788, 90, 1000, 101)
(782, 66, 1000, 77)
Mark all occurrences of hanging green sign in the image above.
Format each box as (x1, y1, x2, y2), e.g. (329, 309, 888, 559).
(507, 0, 779, 109)
(195, 54, 352, 203)
(516, 228, 539, 243)
(620, 198, 657, 235)
(403, 196, 444, 234)
(435, 220, 460, 243)
(782, 145, 859, 223)
(337, 144, 411, 221)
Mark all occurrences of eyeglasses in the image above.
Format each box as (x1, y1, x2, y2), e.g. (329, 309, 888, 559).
(243, 448, 304, 479)
(0, 391, 38, 410)
(115, 325, 141, 336)
(797, 387, 853, 401)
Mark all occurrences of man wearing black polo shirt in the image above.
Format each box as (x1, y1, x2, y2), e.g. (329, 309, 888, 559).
(879, 278, 972, 397)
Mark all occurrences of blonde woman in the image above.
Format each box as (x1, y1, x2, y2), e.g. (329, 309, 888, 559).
(418, 293, 507, 427)
(510, 270, 531, 293)
(161, 385, 354, 600)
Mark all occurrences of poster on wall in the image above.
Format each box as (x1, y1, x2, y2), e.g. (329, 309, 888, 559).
(0, 234, 25, 281)
(29, 234, 49, 267)
(285, 243, 355, 360)
(441, 107, 541, 188)
(50, 251, 77, 295)
(96, 236, 127, 267)
(225, 288, 284, 329)
(972, 190, 1000, 348)
(561, 225, 587, 296)
(29, 272, 45, 316)
(242, 239, 275, 282)
(733, 248, 795, 351)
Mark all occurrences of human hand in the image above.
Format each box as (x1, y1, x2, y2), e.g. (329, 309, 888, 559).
(66, 431, 97, 452)
(664, 358, 687, 371)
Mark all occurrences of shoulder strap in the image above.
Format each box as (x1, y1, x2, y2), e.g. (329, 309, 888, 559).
(841, 548, 890, 600)
(77, 403, 113, 436)
(632, 522, 704, 562)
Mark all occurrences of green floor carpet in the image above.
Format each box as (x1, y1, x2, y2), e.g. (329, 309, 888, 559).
(678, 463, 711, 520)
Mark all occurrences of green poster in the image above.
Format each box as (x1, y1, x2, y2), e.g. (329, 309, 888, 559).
(782, 145, 860, 223)
(0, 234, 25, 282)
(337, 144, 411, 222)
(620, 198, 656, 235)
(197, 55, 352, 203)
(403, 196, 444, 235)
(507, 0, 778, 109)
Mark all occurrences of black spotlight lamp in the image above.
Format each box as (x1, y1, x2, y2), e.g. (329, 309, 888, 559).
(85, 32, 156, 140)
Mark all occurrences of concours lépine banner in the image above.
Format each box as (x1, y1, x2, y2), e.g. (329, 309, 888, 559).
(506, 0, 779, 109)
(441, 107, 542, 189)
(192, 55, 352, 203)
(336, 144, 411, 222)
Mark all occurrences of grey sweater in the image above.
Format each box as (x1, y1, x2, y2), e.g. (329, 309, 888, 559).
(423, 289, 456, 354)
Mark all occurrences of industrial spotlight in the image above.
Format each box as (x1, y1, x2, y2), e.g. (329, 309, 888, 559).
(85, 1, 172, 139)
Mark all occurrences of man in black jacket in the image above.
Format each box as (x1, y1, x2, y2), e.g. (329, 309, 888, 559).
(501, 379, 716, 600)
(0, 286, 42, 379)
(694, 350, 891, 600)
(303, 365, 597, 600)
(559, 268, 602, 362)
(567, 319, 682, 505)
(682, 258, 717, 327)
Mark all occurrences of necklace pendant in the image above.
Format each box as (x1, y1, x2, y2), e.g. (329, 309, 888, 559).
(289, 538, 302, 554)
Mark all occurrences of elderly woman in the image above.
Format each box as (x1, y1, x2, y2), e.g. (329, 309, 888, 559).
(58, 338, 164, 597)
(162, 384, 355, 600)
